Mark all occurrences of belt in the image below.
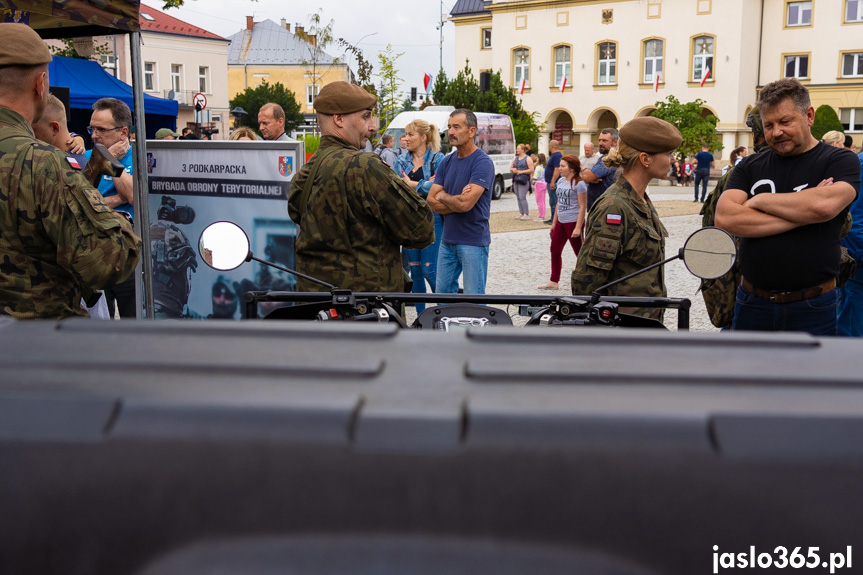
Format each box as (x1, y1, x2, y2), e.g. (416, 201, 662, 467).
(741, 277, 836, 304)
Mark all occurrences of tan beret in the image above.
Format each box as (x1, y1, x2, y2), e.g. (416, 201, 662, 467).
(313, 81, 377, 115)
(0, 24, 52, 67)
(618, 116, 683, 154)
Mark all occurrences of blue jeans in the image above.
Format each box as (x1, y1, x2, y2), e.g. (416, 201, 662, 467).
(546, 183, 557, 220)
(436, 242, 489, 294)
(732, 284, 840, 336)
(837, 278, 863, 337)
(694, 169, 710, 201)
(406, 214, 443, 313)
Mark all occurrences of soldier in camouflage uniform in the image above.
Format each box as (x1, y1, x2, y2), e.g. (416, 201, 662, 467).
(0, 24, 140, 319)
(698, 106, 770, 328)
(288, 81, 434, 292)
(571, 117, 683, 320)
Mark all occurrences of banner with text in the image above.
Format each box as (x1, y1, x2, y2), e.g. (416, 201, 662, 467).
(145, 140, 303, 320)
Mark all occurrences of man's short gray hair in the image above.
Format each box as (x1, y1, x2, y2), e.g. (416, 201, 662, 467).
(601, 128, 619, 141)
(451, 108, 477, 130)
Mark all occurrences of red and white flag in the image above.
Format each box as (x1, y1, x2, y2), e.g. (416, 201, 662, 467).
(560, 77, 567, 93)
(700, 66, 711, 87)
(519, 77, 526, 95)
(654, 72, 660, 92)
(423, 73, 432, 93)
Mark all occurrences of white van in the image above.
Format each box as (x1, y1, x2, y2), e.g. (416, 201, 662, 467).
(384, 106, 517, 200)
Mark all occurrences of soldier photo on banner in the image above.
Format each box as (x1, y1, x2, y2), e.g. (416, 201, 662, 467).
(145, 139, 302, 319)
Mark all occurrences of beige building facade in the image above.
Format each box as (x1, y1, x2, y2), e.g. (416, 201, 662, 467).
(451, 0, 863, 160)
(110, 3, 231, 138)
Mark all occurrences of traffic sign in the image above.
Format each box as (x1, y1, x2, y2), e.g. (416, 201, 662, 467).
(193, 92, 207, 111)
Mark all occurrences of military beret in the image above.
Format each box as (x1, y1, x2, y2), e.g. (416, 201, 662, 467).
(314, 81, 377, 115)
(618, 116, 683, 154)
(155, 128, 180, 139)
(0, 24, 52, 67)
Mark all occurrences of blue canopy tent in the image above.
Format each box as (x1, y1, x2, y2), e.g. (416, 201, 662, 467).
(48, 55, 178, 140)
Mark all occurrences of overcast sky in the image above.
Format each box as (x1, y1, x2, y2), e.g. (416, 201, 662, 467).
(158, 0, 459, 97)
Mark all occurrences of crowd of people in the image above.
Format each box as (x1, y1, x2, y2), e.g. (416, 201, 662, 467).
(2, 20, 862, 337)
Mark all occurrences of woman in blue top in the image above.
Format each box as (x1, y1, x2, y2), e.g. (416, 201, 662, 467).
(394, 120, 445, 313)
(538, 155, 587, 290)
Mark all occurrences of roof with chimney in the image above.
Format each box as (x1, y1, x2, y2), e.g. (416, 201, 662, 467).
(450, 0, 491, 17)
(138, 3, 227, 41)
(227, 19, 339, 65)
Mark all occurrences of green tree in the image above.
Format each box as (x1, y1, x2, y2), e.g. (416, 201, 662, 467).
(431, 62, 543, 146)
(337, 37, 376, 95)
(811, 104, 844, 140)
(377, 44, 405, 126)
(295, 10, 339, 119)
(401, 96, 416, 112)
(650, 95, 722, 159)
(229, 81, 304, 133)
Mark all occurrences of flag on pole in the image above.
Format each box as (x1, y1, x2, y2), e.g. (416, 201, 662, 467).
(423, 73, 432, 93)
(519, 77, 526, 95)
(700, 66, 711, 87)
(560, 77, 567, 93)
(654, 72, 660, 92)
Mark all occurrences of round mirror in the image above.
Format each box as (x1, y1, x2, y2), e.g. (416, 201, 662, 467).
(682, 227, 737, 279)
(198, 221, 251, 271)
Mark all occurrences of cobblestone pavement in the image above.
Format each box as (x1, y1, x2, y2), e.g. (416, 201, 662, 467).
(409, 181, 722, 332)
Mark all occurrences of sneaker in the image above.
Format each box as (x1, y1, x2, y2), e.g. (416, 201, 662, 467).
(543, 219, 553, 225)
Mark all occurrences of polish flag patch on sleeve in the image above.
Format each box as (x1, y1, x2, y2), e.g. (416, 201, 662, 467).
(66, 156, 82, 170)
(606, 214, 622, 225)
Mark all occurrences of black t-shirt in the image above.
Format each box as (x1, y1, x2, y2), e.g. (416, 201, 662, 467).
(726, 142, 861, 290)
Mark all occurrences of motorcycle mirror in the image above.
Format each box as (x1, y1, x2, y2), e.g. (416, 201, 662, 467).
(198, 221, 251, 271)
(681, 227, 737, 279)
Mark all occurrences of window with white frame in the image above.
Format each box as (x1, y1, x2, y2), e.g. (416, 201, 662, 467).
(643, 39, 663, 83)
(840, 108, 863, 132)
(598, 42, 616, 85)
(144, 61, 155, 91)
(513, 48, 530, 89)
(843, 52, 863, 77)
(554, 45, 570, 87)
(848, 0, 863, 22)
(171, 64, 182, 93)
(482, 28, 492, 49)
(786, 1, 812, 26)
(692, 36, 714, 82)
(306, 83, 319, 106)
(198, 66, 209, 93)
(784, 55, 809, 78)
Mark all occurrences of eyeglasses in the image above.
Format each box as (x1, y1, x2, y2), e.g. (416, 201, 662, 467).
(86, 125, 122, 136)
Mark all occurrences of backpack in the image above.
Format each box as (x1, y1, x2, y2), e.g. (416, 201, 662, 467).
(698, 170, 741, 329)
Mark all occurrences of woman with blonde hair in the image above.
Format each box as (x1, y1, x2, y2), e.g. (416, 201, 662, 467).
(571, 116, 682, 320)
(230, 127, 259, 141)
(394, 119, 445, 313)
(822, 130, 845, 148)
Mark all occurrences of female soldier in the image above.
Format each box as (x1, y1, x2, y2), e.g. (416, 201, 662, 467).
(570, 116, 682, 320)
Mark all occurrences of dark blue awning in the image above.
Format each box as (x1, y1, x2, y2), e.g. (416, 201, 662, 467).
(48, 56, 178, 116)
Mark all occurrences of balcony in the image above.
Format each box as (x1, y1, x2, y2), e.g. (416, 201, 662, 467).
(162, 89, 199, 107)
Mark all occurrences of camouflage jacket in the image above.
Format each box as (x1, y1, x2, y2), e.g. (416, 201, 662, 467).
(0, 106, 140, 319)
(571, 176, 668, 320)
(288, 135, 434, 292)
